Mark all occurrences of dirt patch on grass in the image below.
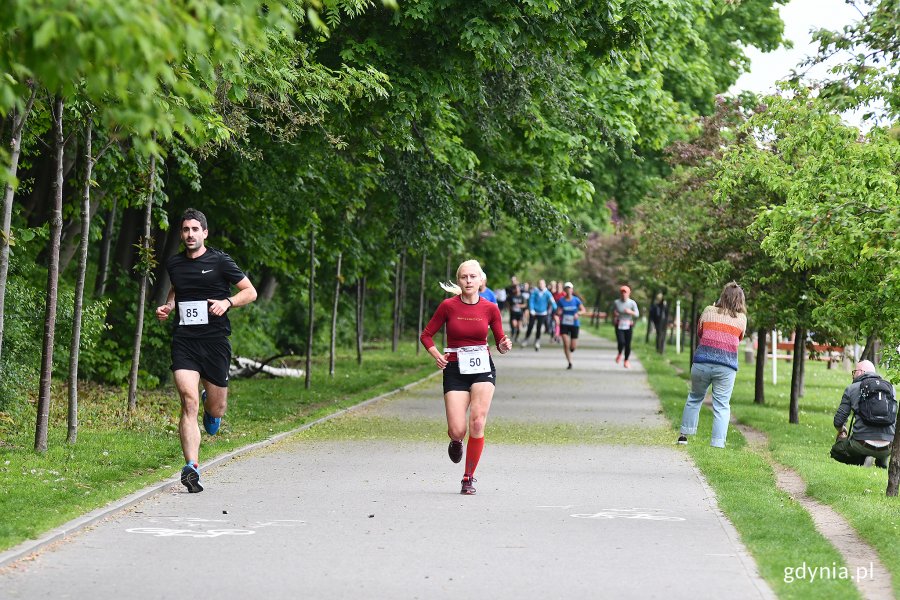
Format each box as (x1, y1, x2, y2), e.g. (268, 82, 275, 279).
(736, 423, 894, 600)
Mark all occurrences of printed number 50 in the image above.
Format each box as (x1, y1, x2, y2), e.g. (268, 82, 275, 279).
(469, 358, 481, 367)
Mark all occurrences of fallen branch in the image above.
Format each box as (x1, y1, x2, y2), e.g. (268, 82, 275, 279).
(229, 354, 304, 379)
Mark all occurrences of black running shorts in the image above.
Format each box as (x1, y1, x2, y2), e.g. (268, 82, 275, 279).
(442, 358, 497, 393)
(509, 310, 524, 321)
(560, 324, 580, 339)
(171, 336, 232, 387)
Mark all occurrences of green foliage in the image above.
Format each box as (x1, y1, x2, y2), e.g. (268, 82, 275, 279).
(0, 0, 293, 147)
(0, 269, 110, 409)
(721, 91, 900, 376)
(806, 0, 900, 120)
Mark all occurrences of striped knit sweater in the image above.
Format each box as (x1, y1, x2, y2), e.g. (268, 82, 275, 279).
(692, 305, 747, 371)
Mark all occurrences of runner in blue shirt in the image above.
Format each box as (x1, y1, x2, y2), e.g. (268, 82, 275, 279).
(521, 279, 557, 351)
(478, 274, 497, 304)
(557, 282, 586, 369)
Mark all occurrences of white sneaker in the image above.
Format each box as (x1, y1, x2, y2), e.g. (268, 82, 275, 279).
(534, 341, 541, 351)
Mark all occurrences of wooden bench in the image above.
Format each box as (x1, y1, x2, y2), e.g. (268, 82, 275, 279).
(771, 342, 844, 361)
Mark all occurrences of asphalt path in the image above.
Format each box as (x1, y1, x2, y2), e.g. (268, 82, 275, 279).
(0, 329, 774, 599)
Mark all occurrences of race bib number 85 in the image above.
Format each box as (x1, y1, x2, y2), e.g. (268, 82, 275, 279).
(178, 301, 209, 326)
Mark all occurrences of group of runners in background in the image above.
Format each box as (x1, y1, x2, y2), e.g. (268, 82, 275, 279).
(421, 263, 644, 495)
(479, 274, 643, 371)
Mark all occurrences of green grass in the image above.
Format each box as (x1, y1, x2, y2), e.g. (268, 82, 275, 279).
(592, 324, 863, 599)
(0, 345, 433, 553)
(297, 413, 673, 446)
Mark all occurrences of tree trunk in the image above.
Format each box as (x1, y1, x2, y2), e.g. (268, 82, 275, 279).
(305, 226, 315, 390)
(591, 291, 601, 327)
(329, 252, 342, 377)
(35, 97, 65, 453)
(398, 250, 407, 337)
(754, 327, 767, 405)
(0, 85, 37, 362)
(58, 189, 101, 274)
(417, 254, 426, 355)
(67, 119, 94, 444)
(656, 306, 668, 354)
(391, 254, 401, 352)
(257, 272, 278, 302)
(148, 223, 180, 306)
(110, 206, 141, 284)
(789, 325, 805, 424)
(356, 276, 365, 366)
(127, 148, 157, 413)
(861, 331, 877, 363)
(93, 198, 117, 297)
(886, 435, 900, 496)
(798, 338, 807, 397)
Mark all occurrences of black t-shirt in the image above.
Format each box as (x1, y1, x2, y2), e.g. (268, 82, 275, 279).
(166, 247, 246, 339)
(508, 292, 525, 313)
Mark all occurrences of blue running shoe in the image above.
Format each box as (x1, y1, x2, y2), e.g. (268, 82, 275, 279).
(181, 463, 203, 493)
(201, 390, 220, 435)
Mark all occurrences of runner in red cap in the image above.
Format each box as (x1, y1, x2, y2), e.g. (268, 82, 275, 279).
(613, 285, 639, 368)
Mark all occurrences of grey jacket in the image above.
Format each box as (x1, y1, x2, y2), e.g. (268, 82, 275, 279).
(833, 373, 896, 442)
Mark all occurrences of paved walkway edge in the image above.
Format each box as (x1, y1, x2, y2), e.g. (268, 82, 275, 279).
(0, 370, 440, 570)
(687, 459, 777, 599)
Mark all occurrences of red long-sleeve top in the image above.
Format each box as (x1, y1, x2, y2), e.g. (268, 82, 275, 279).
(420, 296, 506, 361)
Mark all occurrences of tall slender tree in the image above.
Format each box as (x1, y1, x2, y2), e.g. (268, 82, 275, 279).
(127, 144, 157, 413)
(66, 117, 93, 443)
(0, 84, 36, 362)
(329, 251, 342, 377)
(35, 96, 65, 452)
(305, 224, 315, 390)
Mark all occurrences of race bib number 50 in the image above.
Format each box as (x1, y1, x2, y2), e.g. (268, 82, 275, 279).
(455, 345, 490, 375)
(178, 301, 209, 326)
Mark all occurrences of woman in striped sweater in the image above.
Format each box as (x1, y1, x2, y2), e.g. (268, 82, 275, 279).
(677, 282, 747, 448)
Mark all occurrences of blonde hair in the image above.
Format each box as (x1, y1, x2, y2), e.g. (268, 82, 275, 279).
(456, 259, 484, 281)
(437, 260, 483, 295)
(715, 281, 746, 318)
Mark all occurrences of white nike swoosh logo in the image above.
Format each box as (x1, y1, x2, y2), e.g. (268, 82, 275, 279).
(202, 269, 213, 274)
(487, 374, 493, 378)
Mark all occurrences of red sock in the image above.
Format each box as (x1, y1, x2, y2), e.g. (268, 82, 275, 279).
(465, 436, 485, 476)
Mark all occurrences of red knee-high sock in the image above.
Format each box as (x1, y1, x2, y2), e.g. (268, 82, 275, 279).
(465, 436, 485, 476)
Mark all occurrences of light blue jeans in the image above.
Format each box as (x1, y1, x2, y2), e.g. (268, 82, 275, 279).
(679, 362, 737, 448)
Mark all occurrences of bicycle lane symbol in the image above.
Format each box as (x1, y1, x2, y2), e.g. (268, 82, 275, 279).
(126, 528, 255, 538)
(570, 508, 686, 521)
(125, 517, 306, 538)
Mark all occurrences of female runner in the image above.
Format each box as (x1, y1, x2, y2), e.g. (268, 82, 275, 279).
(420, 260, 513, 495)
(557, 282, 586, 369)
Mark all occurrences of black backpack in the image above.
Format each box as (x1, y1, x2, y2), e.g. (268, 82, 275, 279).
(856, 376, 898, 427)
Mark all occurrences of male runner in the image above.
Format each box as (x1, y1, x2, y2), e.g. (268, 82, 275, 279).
(156, 208, 257, 493)
(507, 282, 525, 342)
(521, 279, 556, 351)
